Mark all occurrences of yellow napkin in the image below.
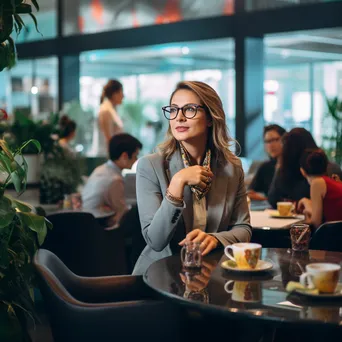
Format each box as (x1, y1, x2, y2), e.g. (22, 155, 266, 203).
(286, 281, 319, 295)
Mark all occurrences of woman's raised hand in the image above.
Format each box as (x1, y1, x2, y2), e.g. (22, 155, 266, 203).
(174, 166, 213, 189)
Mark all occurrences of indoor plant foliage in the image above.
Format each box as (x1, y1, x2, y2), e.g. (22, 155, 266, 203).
(0, 0, 40, 71)
(323, 97, 342, 166)
(0, 138, 51, 341)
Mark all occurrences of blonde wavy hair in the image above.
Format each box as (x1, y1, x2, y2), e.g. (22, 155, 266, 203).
(158, 81, 239, 164)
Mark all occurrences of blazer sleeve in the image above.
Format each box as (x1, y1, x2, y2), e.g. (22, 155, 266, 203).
(136, 156, 185, 252)
(210, 165, 252, 246)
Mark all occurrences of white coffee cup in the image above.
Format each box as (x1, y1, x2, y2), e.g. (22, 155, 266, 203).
(300, 263, 341, 293)
(225, 243, 262, 269)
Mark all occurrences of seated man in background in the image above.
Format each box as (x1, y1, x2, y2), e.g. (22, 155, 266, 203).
(248, 124, 286, 201)
(82, 133, 142, 227)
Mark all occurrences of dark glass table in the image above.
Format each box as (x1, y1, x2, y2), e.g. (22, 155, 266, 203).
(144, 248, 342, 328)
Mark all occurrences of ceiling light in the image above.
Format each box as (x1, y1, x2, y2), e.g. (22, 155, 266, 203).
(31, 86, 39, 95)
(181, 46, 190, 55)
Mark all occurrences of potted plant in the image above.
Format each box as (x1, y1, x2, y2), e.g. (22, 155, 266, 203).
(4, 111, 61, 184)
(0, 138, 51, 341)
(0, 0, 40, 71)
(323, 97, 342, 166)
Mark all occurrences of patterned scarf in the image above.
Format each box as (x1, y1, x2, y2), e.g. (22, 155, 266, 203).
(179, 143, 212, 201)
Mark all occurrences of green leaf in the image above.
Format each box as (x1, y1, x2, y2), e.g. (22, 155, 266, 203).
(4, 195, 32, 212)
(19, 139, 41, 154)
(28, 13, 41, 35)
(45, 218, 53, 230)
(15, 3, 32, 14)
(17, 212, 47, 245)
(0, 196, 15, 228)
(13, 14, 26, 33)
(31, 0, 40, 11)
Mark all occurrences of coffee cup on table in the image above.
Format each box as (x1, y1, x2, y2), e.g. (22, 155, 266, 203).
(225, 243, 262, 269)
(277, 202, 293, 216)
(300, 263, 341, 293)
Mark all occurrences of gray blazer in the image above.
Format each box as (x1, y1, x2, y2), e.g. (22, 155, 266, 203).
(132, 150, 252, 275)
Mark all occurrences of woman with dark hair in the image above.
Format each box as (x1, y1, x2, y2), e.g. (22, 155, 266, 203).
(97, 79, 124, 155)
(59, 115, 77, 157)
(298, 149, 342, 228)
(267, 127, 342, 208)
(248, 124, 286, 201)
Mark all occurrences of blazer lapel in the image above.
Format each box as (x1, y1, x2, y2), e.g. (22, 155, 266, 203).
(207, 161, 229, 233)
(169, 151, 193, 233)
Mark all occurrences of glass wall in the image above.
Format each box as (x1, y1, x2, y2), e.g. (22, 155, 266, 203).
(0, 57, 58, 118)
(78, 39, 235, 157)
(264, 62, 342, 149)
(246, 0, 341, 11)
(13, 0, 57, 42)
(63, 0, 234, 36)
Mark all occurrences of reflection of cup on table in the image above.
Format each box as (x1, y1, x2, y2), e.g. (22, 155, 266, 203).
(290, 224, 311, 251)
(225, 280, 262, 303)
(277, 201, 293, 216)
(300, 263, 341, 293)
(301, 306, 340, 322)
(225, 243, 262, 269)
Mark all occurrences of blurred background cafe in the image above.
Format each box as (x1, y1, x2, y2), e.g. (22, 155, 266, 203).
(1, 0, 342, 341)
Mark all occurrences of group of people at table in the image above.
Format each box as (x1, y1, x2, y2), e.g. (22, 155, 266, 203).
(129, 81, 342, 275)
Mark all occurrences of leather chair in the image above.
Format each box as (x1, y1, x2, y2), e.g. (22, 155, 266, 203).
(34, 249, 182, 342)
(42, 212, 128, 276)
(310, 221, 342, 252)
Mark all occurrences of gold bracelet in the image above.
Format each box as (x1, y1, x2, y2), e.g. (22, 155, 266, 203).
(166, 189, 183, 204)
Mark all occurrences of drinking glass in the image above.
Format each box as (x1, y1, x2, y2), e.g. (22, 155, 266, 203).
(290, 224, 311, 251)
(181, 241, 202, 269)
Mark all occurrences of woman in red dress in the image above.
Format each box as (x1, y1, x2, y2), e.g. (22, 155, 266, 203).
(298, 149, 342, 228)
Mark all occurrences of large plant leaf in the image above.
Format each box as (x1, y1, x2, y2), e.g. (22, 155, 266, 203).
(31, 0, 40, 11)
(17, 212, 47, 245)
(4, 194, 32, 213)
(0, 196, 15, 228)
(18, 139, 41, 154)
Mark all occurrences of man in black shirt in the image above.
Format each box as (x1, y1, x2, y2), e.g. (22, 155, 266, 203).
(248, 124, 286, 201)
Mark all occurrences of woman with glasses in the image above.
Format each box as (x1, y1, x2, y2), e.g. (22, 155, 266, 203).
(247, 124, 286, 201)
(132, 81, 251, 275)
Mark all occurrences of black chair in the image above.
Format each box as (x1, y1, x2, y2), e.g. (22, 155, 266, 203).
(310, 221, 342, 252)
(34, 249, 182, 342)
(42, 212, 128, 276)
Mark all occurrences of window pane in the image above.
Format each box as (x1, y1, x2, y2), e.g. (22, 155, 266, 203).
(2, 57, 58, 117)
(79, 39, 235, 157)
(313, 62, 342, 158)
(264, 65, 311, 132)
(13, 0, 57, 42)
(63, 0, 234, 36)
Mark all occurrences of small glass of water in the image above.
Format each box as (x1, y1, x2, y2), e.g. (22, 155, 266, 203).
(181, 241, 202, 269)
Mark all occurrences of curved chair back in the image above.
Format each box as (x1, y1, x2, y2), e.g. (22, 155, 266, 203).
(310, 221, 342, 252)
(34, 249, 181, 342)
(42, 212, 127, 276)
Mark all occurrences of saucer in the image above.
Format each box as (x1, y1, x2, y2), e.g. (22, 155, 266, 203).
(221, 259, 273, 272)
(293, 284, 342, 300)
(268, 210, 299, 219)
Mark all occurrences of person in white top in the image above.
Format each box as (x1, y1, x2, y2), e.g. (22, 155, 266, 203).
(97, 79, 125, 155)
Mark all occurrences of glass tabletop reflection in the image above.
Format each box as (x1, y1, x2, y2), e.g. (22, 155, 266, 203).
(144, 248, 342, 327)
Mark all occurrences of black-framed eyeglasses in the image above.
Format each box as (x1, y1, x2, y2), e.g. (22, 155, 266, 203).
(162, 104, 205, 120)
